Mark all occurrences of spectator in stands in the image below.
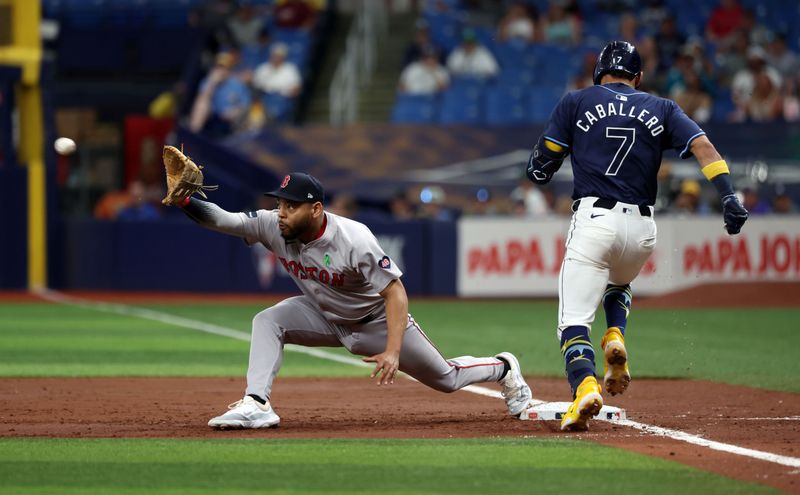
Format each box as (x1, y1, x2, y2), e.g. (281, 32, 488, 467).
(731, 46, 782, 118)
(390, 189, 417, 220)
(654, 16, 685, 74)
(398, 46, 449, 95)
(274, 0, 316, 31)
(716, 30, 751, 84)
(497, 2, 536, 43)
(673, 70, 713, 123)
(567, 51, 597, 91)
(670, 179, 706, 215)
(227, 4, 266, 47)
(771, 184, 797, 214)
(417, 186, 455, 221)
(446, 28, 499, 80)
(745, 72, 783, 122)
(329, 193, 358, 218)
(252, 43, 302, 97)
(117, 181, 163, 221)
(188, 51, 252, 136)
(636, 36, 661, 92)
(766, 34, 798, 80)
(654, 161, 678, 213)
(402, 19, 441, 69)
(541, 1, 581, 45)
(510, 177, 549, 216)
(619, 13, 641, 44)
(639, 0, 668, 34)
(462, 0, 507, 29)
(740, 9, 772, 48)
(706, 0, 744, 45)
(742, 187, 771, 214)
(782, 76, 800, 122)
(683, 38, 717, 82)
(241, 28, 272, 70)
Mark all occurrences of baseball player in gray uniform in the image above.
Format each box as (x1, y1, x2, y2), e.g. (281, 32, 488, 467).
(174, 172, 533, 429)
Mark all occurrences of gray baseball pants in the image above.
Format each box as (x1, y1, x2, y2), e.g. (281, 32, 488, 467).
(245, 296, 505, 401)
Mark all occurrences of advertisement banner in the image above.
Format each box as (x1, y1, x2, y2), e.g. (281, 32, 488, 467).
(458, 216, 800, 296)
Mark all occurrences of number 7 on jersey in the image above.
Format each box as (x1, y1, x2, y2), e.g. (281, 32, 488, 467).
(605, 127, 636, 176)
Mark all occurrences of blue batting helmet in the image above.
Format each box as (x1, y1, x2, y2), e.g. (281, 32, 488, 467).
(593, 41, 642, 85)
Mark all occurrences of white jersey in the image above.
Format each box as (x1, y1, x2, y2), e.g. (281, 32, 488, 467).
(237, 209, 403, 324)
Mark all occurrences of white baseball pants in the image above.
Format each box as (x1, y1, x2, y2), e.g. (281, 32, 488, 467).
(557, 197, 657, 339)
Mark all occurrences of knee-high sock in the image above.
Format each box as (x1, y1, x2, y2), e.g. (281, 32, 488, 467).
(603, 284, 632, 334)
(560, 325, 595, 397)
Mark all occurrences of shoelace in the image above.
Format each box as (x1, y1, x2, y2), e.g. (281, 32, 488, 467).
(500, 374, 522, 399)
(227, 399, 247, 409)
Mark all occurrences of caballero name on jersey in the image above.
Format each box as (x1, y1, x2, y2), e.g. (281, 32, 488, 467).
(576, 102, 664, 136)
(278, 256, 345, 286)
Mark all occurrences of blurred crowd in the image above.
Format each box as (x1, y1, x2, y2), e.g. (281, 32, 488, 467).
(184, 0, 323, 137)
(398, 0, 799, 124)
(323, 171, 797, 223)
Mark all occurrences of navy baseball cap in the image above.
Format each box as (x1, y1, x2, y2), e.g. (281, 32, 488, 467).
(264, 172, 325, 203)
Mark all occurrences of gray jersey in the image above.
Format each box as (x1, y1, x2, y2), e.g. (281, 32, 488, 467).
(238, 210, 403, 324)
(182, 199, 513, 410)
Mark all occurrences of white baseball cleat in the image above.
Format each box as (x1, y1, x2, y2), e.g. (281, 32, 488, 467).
(495, 352, 533, 417)
(208, 396, 280, 429)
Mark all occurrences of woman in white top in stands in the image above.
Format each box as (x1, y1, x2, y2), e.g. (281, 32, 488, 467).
(398, 46, 449, 95)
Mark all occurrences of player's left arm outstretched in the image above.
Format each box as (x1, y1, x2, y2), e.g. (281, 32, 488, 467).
(690, 135, 749, 235)
(362, 279, 407, 385)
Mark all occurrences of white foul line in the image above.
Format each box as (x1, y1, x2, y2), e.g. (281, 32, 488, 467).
(35, 290, 800, 469)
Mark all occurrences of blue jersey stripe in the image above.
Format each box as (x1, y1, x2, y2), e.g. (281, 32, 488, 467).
(544, 136, 570, 148)
(597, 85, 647, 97)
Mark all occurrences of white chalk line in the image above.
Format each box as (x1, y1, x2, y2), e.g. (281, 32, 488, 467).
(35, 290, 800, 469)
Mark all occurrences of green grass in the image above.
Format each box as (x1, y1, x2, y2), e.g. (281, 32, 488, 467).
(0, 300, 798, 391)
(0, 438, 777, 495)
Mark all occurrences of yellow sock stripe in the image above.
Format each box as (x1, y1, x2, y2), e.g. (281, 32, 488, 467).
(561, 338, 592, 354)
(702, 160, 730, 180)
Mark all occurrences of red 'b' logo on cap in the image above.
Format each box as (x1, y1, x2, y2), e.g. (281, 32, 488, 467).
(281, 175, 291, 188)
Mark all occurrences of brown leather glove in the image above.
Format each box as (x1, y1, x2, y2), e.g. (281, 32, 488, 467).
(161, 145, 218, 205)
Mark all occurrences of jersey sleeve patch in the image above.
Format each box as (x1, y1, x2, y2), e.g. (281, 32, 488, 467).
(246, 211, 258, 218)
(379, 256, 392, 269)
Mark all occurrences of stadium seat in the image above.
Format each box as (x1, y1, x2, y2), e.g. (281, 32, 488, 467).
(425, 12, 462, 55)
(711, 90, 735, 123)
(262, 93, 295, 122)
(485, 85, 529, 125)
(391, 94, 439, 124)
(495, 40, 537, 73)
(439, 86, 483, 124)
(528, 86, 563, 123)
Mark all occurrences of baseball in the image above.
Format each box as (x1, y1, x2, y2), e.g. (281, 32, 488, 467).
(54, 137, 76, 155)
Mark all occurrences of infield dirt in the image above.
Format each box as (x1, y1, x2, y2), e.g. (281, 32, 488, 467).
(1, 376, 798, 493)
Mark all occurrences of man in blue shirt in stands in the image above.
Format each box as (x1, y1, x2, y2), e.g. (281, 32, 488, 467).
(525, 41, 749, 431)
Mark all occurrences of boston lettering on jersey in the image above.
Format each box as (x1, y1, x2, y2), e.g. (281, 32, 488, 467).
(576, 99, 664, 136)
(278, 256, 344, 286)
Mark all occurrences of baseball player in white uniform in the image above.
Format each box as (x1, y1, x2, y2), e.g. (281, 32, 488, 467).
(174, 172, 533, 429)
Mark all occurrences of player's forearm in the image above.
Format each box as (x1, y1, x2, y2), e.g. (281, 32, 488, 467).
(689, 135, 722, 167)
(381, 280, 408, 354)
(690, 136, 735, 200)
(182, 197, 246, 237)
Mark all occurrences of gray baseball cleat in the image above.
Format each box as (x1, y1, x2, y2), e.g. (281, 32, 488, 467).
(495, 352, 533, 417)
(208, 396, 280, 429)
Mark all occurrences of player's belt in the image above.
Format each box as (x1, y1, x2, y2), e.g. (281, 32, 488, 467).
(572, 198, 652, 217)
